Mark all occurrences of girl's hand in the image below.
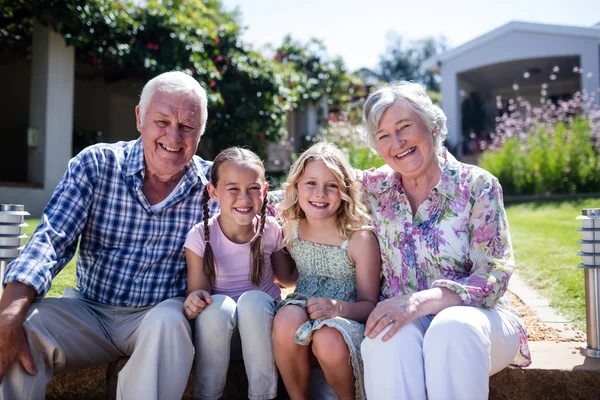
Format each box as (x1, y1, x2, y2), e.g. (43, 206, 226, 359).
(306, 297, 339, 321)
(364, 294, 422, 341)
(184, 290, 212, 319)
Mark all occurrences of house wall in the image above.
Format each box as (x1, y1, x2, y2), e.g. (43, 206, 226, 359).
(73, 76, 142, 152)
(441, 30, 600, 147)
(0, 57, 30, 182)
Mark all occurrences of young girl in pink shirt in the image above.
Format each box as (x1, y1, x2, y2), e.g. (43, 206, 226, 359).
(183, 147, 295, 400)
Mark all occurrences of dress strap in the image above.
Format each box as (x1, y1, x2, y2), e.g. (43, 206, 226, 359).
(293, 221, 300, 240)
(340, 239, 349, 250)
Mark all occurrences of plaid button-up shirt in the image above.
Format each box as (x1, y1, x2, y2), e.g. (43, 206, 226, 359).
(4, 138, 218, 307)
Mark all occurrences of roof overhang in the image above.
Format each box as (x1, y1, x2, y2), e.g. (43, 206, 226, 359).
(422, 20, 600, 73)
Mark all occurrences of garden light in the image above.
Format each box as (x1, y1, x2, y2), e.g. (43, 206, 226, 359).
(577, 208, 600, 358)
(0, 204, 29, 298)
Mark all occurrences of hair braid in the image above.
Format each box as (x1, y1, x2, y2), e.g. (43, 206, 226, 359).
(202, 186, 216, 287)
(249, 195, 268, 286)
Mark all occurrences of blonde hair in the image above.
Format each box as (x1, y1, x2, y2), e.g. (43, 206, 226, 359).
(278, 142, 371, 248)
(202, 147, 268, 287)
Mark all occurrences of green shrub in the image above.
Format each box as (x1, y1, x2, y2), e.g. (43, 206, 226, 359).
(480, 116, 600, 195)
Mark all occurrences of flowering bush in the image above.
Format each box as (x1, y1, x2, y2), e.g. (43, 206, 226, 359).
(480, 85, 600, 195)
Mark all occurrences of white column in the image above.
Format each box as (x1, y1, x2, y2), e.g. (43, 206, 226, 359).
(441, 69, 460, 149)
(28, 21, 75, 188)
(580, 45, 600, 105)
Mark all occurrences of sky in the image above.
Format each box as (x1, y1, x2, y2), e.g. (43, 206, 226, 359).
(221, 0, 599, 72)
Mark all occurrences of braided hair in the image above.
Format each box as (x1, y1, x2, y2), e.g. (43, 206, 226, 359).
(201, 147, 267, 288)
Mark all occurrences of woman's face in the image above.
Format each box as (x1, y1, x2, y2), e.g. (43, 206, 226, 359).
(374, 101, 437, 179)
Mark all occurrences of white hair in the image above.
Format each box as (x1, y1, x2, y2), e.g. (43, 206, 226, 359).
(138, 71, 208, 135)
(362, 81, 447, 155)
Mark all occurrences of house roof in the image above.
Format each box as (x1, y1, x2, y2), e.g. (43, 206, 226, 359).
(422, 21, 600, 73)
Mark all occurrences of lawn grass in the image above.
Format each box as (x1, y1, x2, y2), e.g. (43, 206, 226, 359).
(20, 197, 598, 331)
(505, 197, 600, 332)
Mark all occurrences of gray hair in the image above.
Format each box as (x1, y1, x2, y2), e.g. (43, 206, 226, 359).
(362, 81, 447, 155)
(139, 71, 208, 136)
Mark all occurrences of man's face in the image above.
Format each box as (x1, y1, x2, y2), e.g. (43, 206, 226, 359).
(136, 90, 202, 180)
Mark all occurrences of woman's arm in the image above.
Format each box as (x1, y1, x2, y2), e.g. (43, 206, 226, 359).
(430, 176, 514, 308)
(306, 230, 381, 323)
(364, 287, 462, 341)
(271, 249, 298, 287)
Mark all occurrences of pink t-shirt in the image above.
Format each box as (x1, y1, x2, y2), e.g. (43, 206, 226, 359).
(184, 215, 282, 301)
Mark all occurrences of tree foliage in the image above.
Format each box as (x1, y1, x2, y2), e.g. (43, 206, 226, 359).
(1, 0, 358, 159)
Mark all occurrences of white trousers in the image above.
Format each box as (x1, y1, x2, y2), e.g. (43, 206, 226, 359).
(361, 306, 520, 400)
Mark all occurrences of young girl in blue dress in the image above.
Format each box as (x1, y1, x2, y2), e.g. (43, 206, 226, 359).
(272, 142, 381, 400)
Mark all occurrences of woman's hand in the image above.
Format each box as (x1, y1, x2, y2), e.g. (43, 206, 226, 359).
(306, 297, 339, 321)
(183, 289, 212, 319)
(364, 294, 422, 341)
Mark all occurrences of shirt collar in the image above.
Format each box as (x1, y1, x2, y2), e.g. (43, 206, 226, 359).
(123, 137, 208, 185)
(378, 149, 459, 200)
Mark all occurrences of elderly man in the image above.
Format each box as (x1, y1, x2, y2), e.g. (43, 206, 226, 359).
(0, 71, 216, 399)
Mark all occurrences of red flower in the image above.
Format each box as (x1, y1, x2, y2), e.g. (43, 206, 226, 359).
(147, 43, 154, 50)
(209, 80, 216, 88)
(260, 133, 266, 140)
(189, 68, 195, 74)
(215, 55, 223, 62)
(215, 37, 221, 45)
(91, 58, 98, 65)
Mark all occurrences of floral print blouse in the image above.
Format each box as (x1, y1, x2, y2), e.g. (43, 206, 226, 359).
(362, 151, 531, 367)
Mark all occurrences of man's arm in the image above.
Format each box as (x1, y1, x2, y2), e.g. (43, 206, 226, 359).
(3, 153, 94, 297)
(0, 282, 38, 382)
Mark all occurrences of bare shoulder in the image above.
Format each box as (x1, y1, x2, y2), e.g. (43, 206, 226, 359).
(347, 229, 379, 253)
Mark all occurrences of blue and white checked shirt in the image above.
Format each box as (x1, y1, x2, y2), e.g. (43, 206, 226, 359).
(4, 139, 218, 307)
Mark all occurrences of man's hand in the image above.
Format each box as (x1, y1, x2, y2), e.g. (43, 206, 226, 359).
(0, 283, 38, 383)
(306, 297, 339, 321)
(183, 289, 212, 319)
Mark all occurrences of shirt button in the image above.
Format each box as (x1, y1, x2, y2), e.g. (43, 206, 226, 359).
(135, 278, 141, 284)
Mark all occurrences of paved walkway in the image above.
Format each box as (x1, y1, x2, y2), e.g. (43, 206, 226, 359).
(508, 272, 600, 371)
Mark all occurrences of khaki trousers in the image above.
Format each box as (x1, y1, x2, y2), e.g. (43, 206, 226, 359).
(0, 288, 193, 400)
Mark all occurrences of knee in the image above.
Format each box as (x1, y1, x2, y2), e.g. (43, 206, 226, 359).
(195, 295, 236, 332)
(272, 306, 307, 346)
(361, 322, 423, 365)
(144, 298, 191, 335)
(423, 307, 489, 354)
(237, 290, 274, 320)
(312, 327, 349, 366)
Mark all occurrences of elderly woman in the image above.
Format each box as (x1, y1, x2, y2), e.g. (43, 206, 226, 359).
(359, 82, 531, 400)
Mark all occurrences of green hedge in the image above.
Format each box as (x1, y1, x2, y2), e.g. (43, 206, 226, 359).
(480, 116, 600, 195)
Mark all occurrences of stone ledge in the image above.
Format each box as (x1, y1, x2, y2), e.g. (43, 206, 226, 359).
(47, 361, 600, 400)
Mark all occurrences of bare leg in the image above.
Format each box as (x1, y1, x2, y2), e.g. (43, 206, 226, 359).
(272, 305, 310, 400)
(312, 327, 355, 400)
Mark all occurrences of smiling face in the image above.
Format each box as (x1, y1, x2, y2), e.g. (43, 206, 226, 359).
(375, 101, 438, 179)
(296, 160, 342, 224)
(136, 89, 202, 181)
(207, 161, 268, 232)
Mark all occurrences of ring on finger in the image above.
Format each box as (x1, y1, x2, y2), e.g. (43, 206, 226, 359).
(385, 314, 394, 324)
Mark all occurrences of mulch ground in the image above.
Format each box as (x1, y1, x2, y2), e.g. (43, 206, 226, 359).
(505, 290, 586, 343)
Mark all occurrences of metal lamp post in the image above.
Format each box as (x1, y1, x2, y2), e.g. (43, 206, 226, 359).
(577, 208, 600, 358)
(0, 204, 30, 298)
